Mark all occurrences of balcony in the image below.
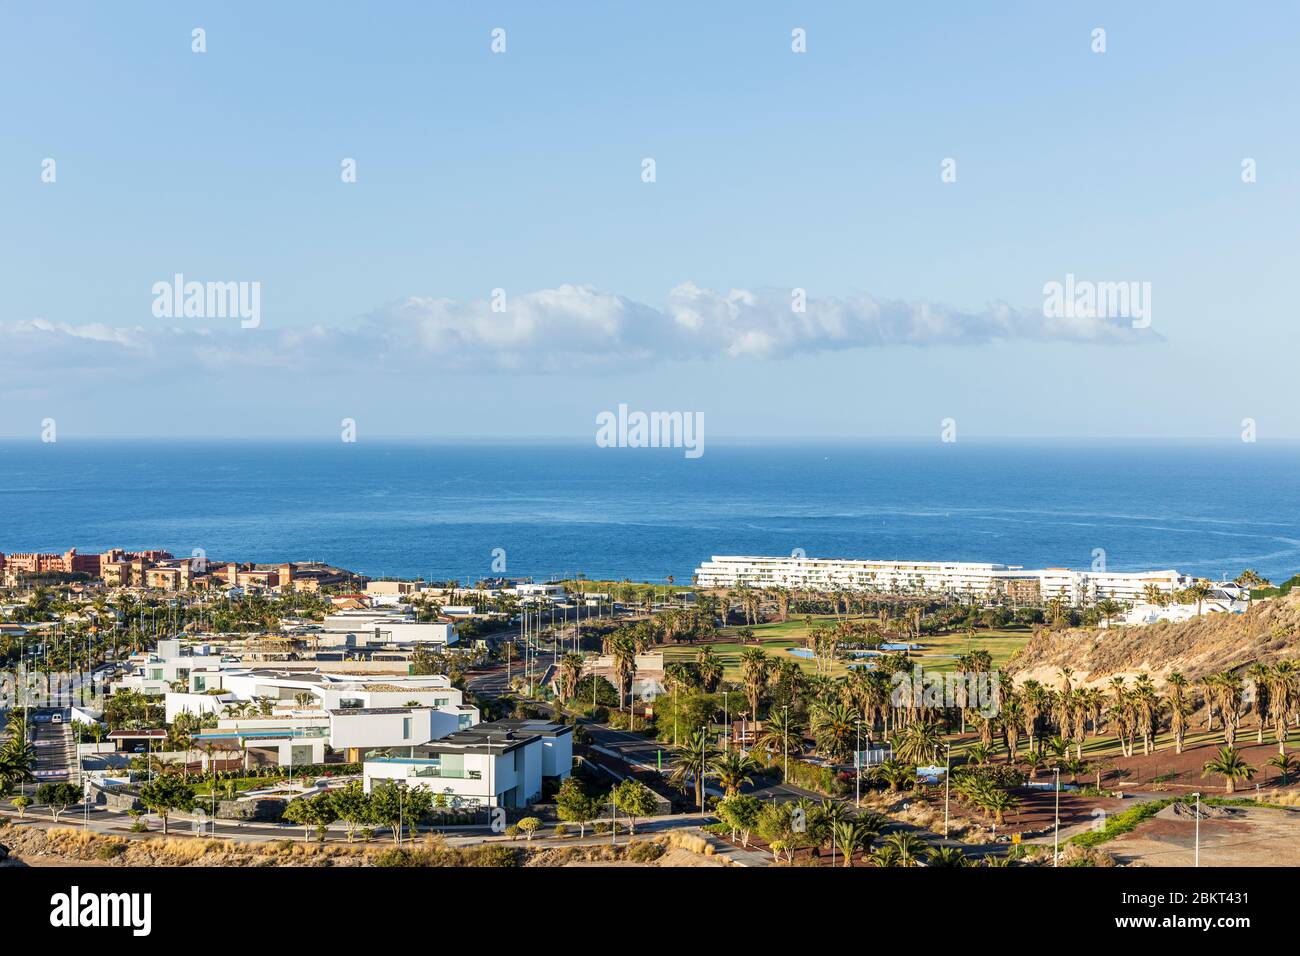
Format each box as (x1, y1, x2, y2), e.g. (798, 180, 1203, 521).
(412, 766, 481, 780)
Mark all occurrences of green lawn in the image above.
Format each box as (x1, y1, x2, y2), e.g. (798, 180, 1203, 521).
(662, 616, 1032, 679)
(192, 775, 279, 796)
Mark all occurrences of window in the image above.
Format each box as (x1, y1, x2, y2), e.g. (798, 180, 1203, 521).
(402, 717, 412, 740)
(194, 676, 206, 691)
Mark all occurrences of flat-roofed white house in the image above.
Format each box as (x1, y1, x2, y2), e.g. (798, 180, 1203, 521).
(179, 668, 467, 710)
(190, 714, 331, 769)
(363, 719, 573, 808)
(329, 705, 475, 760)
(167, 668, 479, 765)
(111, 639, 243, 697)
(513, 583, 567, 601)
(320, 611, 456, 647)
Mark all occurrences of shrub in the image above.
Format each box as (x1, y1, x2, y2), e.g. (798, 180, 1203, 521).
(553, 823, 569, 837)
(625, 840, 665, 864)
(95, 842, 128, 861)
(372, 847, 416, 867)
(782, 760, 846, 796)
(517, 817, 542, 841)
(467, 844, 519, 867)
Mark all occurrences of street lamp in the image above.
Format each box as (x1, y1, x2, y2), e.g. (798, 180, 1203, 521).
(1052, 767, 1061, 867)
(943, 742, 951, 838)
(783, 705, 790, 784)
(855, 718, 862, 808)
(1192, 791, 1201, 867)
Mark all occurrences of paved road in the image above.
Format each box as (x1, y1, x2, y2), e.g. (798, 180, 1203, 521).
(31, 718, 76, 785)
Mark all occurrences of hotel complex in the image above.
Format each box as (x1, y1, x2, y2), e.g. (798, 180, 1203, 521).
(693, 555, 1194, 605)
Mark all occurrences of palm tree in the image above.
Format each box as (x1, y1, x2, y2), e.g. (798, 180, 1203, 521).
(710, 751, 759, 797)
(830, 818, 877, 867)
(1246, 662, 1272, 745)
(976, 788, 1018, 831)
(1217, 672, 1245, 747)
(558, 652, 585, 703)
(1233, 569, 1268, 609)
(1184, 581, 1212, 618)
(876, 831, 925, 867)
(1000, 693, 1024, 762)
(738, 647, 771, 721)
(609, 633, 638, 714)
(925, 845, 969, 867)
(695, 647, 723, 692)
(667, 729, 719, 810)
(1167, 673, 1191, 755)
(755, 708, 802, 767)
(1061, 757, 1087, 784)
(1020, 681, 1046, 753)
(1266, 661, 1296, 755)
(1022, 749, 1044, 778)
(0, 733, 37, 793)
(891, 718, 944, 766)
(811, 701, 857, 763)
(1267, 752, 1296, 786)
(1095, 599, 1123, 628)
(1201, 746, 1256, 794)
(872, 759, 913, 793)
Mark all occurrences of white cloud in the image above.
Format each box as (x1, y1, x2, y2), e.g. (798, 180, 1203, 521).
(0, 282, 1157, 391)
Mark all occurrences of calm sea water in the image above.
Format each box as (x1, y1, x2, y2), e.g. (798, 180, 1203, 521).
(1, 440, 1298, 584)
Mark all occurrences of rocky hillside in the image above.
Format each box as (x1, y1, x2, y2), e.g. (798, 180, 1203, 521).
(1008, 594, 1300, 688)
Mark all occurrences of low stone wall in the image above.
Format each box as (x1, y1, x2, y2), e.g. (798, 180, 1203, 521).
(215, 798, 286, 822)
(90, 782, 142, 812)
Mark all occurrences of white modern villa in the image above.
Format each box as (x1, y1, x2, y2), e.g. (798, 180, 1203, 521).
(693, 555, 1194, 605)
(363, 719, 573, 808)
(317, 609, 456, 648)
(164, 668, 478, 766)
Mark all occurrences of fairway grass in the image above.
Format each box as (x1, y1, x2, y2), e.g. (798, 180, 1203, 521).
(662, 616, 1032, 680)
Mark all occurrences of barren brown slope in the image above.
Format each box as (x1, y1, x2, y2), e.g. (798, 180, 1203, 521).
(1007, 594, 1300, 688)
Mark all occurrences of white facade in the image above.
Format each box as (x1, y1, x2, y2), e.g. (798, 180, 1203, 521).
(363, 720, 572, 808)
(165, 691, 234, 724)
(694, 555, 1193, 606)
(166, 668, 479, 765)
(111, 639, 241, 697)
(1121, 586, 1249, 626)
(328, 706, 467, 752)
(513, 583, 567, 600)
(320, 612, 456, 647)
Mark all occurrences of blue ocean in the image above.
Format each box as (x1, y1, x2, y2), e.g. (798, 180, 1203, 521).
(1, 440, 1298, 585)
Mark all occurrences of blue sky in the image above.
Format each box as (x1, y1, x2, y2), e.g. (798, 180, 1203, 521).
(1, 2, 1297, 439)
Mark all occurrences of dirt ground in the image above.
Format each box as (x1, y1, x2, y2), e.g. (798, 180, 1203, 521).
(1002, 790, 1129, 837)
(1098, 737, 1299, 794)
(1107, 805, 1300, 867)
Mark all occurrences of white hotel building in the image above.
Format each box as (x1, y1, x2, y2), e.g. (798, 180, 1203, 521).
(693, 555, 1193, 606)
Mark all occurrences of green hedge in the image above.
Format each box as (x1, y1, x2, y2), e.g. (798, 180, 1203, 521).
(1068, 798, 1176, 848)
(780, 760, 847, 797)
